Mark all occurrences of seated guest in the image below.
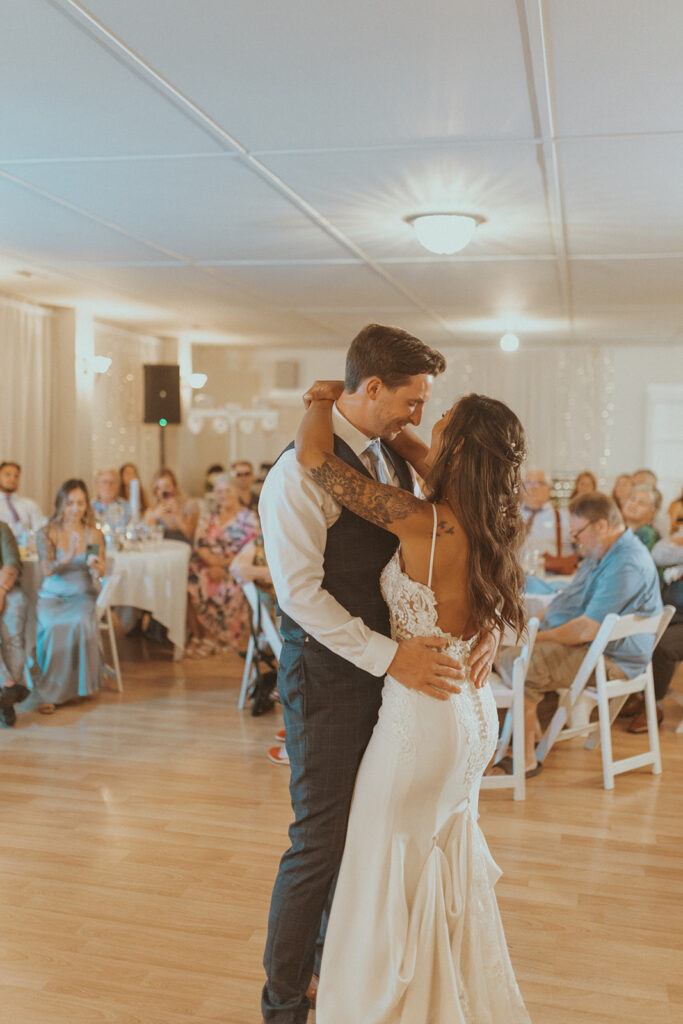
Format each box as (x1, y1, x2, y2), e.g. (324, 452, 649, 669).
(231, 459, 260, 513)
(632, 468, 668, 537)
(569, 470, 597, 499)
(35, 480, 105, 714)
(204, 463, 225, 499)
(92, 467, 128, 531)
(667, 484, 683, 535)
(186, 475, 259, 656)
(521, 469, 574, 570)
(625, 530, 683, 732)
(119, 463, 149, 516)
(0, 522, 29, 727)
(622, 484, 660, 551)
(144, 468, 199, 543)
(611, 473, 633, 512)
(0, 461, 45, 537)
(496, 492, 662, 777)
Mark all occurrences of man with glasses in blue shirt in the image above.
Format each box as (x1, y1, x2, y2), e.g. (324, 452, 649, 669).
(497, 491, 662, 778)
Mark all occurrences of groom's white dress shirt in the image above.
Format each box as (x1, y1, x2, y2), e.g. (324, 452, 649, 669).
(259, 404, 413, 677)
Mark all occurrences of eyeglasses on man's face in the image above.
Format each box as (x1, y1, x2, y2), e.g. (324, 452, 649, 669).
(570, 519, 597, 542)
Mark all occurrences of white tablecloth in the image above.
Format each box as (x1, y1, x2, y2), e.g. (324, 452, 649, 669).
(98, 540, 191, 656)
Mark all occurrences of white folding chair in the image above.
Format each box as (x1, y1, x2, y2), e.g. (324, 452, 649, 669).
(238, 583, 282, 710)
(536, 606, 675, 789)
(96, 575, 123, 693)
(480, 617, 539, 801)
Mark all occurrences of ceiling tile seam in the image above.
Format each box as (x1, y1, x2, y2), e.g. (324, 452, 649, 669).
(52, 0, 462, 338)
(0, 153, 239, 166)
(531, 0, 574, 333)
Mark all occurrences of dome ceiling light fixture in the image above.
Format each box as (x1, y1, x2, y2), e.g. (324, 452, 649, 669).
(404, 212, 486, 255)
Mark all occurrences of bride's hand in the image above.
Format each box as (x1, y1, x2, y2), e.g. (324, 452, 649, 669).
(302, 380, 344, 409)
(388, 636, 465, 701)
(469, 628, 500, 688)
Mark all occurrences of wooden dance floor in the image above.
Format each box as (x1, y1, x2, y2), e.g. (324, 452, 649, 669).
(1, 635, 682, 1024)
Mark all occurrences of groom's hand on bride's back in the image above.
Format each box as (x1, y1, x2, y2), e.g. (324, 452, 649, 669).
(388, 637, 465, 701)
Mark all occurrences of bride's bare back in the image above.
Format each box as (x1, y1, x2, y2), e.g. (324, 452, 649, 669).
(398, 502, 477, 640)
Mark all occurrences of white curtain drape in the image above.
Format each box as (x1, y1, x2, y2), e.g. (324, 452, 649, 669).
(93, 325, 164, 492)
(428, 345, 614, 487)
(0, 296, 55, 514)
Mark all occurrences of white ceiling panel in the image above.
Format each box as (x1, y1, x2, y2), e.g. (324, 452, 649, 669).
(80, 0, 536, 150)
(207, 264, 419, 313)
(560, 136, 683, 255)
(0, 155, 350, 261)
(265, 142, 555, 258)
(571, 258, 683, 312)
(386, 261, 564, 319)
(550, 0, 683, 135)
(0, 0, 226, 160)
(0, 174, 171, 263)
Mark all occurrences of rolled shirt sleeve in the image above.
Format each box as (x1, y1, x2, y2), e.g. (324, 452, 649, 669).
(258, 451, 398, 677)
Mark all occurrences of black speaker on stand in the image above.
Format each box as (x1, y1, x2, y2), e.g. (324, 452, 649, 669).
(144, 364, 181, 467)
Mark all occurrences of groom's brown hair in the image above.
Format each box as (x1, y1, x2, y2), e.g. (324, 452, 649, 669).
(345, 323, 446, 391)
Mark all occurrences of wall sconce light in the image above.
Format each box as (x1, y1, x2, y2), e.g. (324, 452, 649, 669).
(189, 372, 208, 389)
(92, 356, 112, 374)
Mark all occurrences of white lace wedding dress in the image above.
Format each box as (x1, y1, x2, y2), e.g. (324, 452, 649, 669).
(316, 510, 531, 1023)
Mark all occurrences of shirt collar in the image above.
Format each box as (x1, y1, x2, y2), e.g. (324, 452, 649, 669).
(332, 403, 377, 458)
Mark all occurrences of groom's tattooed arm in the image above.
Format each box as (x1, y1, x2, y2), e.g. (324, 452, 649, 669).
(309, 454, 424, 530)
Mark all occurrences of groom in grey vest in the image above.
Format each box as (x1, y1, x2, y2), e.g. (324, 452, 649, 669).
(259, 324, 495, 1023)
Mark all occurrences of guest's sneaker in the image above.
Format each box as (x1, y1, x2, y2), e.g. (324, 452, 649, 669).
(274, 727, 286, 742)
(1, 704, 16, 727)
(267, 745, 289, 766)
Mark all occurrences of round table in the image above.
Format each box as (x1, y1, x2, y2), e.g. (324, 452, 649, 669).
(97, 540, 191, 658)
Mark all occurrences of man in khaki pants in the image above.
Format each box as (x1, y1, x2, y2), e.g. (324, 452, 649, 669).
(497, 492, 662, 778)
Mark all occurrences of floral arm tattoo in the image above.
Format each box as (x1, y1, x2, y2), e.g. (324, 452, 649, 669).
(309, 454, 424, 530)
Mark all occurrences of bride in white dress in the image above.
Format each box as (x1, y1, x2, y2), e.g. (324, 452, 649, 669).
(295, 391, 531, 1023)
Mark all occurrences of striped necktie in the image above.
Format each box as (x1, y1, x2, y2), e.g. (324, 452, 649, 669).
(365, 439, 391, 485)
(4, 494, 20, 525)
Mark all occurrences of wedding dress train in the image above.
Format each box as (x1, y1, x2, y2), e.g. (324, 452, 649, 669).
(316, 513, 530, 1023)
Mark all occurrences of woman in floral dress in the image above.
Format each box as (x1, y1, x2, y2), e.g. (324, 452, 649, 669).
(186, 474, 259, 655)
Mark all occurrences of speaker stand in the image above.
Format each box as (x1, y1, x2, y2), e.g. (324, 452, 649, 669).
(159, 424, 166, 468)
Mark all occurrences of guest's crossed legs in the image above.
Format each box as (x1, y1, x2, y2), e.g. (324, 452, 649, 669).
(262, 640, 382, 1024)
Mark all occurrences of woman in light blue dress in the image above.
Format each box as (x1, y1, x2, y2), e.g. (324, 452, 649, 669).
(35, 479, 105, 713)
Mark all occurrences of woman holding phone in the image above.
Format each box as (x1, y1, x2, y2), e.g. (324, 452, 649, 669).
(35, 479, 105, 713)
(144, 467, 199, 543)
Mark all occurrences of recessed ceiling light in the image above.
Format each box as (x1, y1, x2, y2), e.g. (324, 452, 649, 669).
(405, 212, 485, 254)
(500, 332, 520, 352)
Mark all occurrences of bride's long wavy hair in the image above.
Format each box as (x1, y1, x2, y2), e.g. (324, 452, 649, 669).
(424, 394, 527, 640)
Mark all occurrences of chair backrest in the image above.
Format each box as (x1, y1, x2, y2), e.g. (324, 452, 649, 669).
(569, 606, 675, 704)
(511, 616, 540, 689)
